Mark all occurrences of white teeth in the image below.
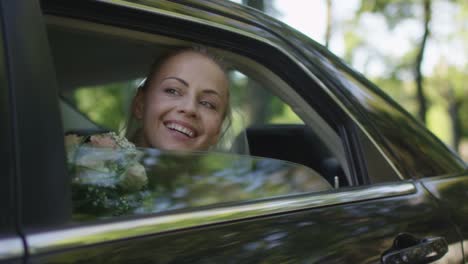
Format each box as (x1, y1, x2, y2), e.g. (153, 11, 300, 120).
(166, 123, 195, 137)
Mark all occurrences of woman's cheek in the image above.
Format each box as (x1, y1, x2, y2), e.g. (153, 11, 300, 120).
(209, 114, 223, 135)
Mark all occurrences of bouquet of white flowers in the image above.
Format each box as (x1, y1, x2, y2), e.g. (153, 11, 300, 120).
(65, 132, 149, 218)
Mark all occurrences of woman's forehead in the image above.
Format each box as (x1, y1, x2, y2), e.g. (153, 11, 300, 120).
(160, 51, 223, 75)
(155, 51, 229, 97)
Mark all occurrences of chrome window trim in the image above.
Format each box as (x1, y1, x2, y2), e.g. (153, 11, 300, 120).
(420, 172, 468, 182)
(26, 182, 416, 255)
(97, 0, 405, 180)
(0, 237, 24, 261)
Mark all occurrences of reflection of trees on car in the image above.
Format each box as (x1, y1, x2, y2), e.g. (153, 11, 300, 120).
(69, 146, 331, 220)
(145, 152, 330, 210)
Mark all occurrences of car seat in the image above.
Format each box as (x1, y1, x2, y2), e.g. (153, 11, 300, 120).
(242, 124, 347, 187)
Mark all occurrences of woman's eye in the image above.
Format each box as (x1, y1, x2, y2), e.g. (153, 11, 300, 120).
(200, 101, 216, 110)
(164, 88, 180, 95)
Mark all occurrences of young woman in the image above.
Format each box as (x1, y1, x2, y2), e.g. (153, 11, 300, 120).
(128, 47, 231, 151)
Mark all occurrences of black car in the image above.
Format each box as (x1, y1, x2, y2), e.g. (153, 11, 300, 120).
(1, 0, 467, 263)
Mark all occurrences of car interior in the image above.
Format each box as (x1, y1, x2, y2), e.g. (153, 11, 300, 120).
(47, 15, 351, 188)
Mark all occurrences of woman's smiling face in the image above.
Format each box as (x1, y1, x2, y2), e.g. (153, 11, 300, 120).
(133, 51, 229, 151)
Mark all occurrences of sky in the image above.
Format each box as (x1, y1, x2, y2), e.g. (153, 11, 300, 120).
(231, 0, 467, 77)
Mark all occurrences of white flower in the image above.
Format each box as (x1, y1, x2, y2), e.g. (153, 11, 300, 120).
(119, 162, 148, 192)
(67, 133, 147, 192)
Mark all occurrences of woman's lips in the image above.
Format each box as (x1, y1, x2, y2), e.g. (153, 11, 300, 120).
(164, 121, 197, 138)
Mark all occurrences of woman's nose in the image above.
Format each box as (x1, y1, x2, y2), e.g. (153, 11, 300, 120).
(177, 97, 198, 118)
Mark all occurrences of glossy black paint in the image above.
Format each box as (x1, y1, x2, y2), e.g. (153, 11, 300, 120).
(0, 1, 16, 234)
(33, 183, 462, 263)
(381, 233, 449, 264)
(2, 0, 70, 229)
(422, 173, 468, 251)
(0, 4, 25, 263)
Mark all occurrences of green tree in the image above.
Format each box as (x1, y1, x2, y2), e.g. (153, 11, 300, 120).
(355, 0, 432, 124)
(342, 0, 467, 158)
(428, 61, 468, 151)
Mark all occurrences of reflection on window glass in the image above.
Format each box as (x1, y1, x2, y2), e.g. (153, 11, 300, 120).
(66, 134, 331, 221)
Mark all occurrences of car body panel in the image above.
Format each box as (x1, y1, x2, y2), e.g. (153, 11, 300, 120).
(1, 0, 70, 230)
(30, 182, 463, 263)
(0, 0, 19, 242)
(421, 172, 468, 254)
(0, 1, 42, 263)
(25, 182, 415, 254)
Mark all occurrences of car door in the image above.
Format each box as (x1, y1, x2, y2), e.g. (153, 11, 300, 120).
(0, 1, 67, 263)
(420, 173, 468, 260)
(18, 0, 465, 263)
(0, 6, 24, 264)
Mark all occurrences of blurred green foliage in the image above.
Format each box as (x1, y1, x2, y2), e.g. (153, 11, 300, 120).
(340, 0, 468, 160)
(73, 81, 137, 132)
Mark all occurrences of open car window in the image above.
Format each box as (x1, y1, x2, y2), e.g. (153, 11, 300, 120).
(49, 15, 352, 222)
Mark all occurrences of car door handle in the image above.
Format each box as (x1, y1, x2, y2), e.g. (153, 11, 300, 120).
(381, 233, 448, 264)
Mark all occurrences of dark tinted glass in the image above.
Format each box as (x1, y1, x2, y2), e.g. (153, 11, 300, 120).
(354, 126, 400, 183)
(68, 145, 331, 221)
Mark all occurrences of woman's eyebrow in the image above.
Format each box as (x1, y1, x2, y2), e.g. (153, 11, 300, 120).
(202, 89, 222, 98)
(161, 77, 189, 87)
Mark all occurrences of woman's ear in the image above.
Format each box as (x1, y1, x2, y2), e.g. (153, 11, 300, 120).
(132, 90, 145, 120)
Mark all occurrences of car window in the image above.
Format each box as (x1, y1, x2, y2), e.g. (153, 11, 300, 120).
(48, 16, 352, 222)
(353, 125, 401, 183)
(68, 144, 331, 221)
